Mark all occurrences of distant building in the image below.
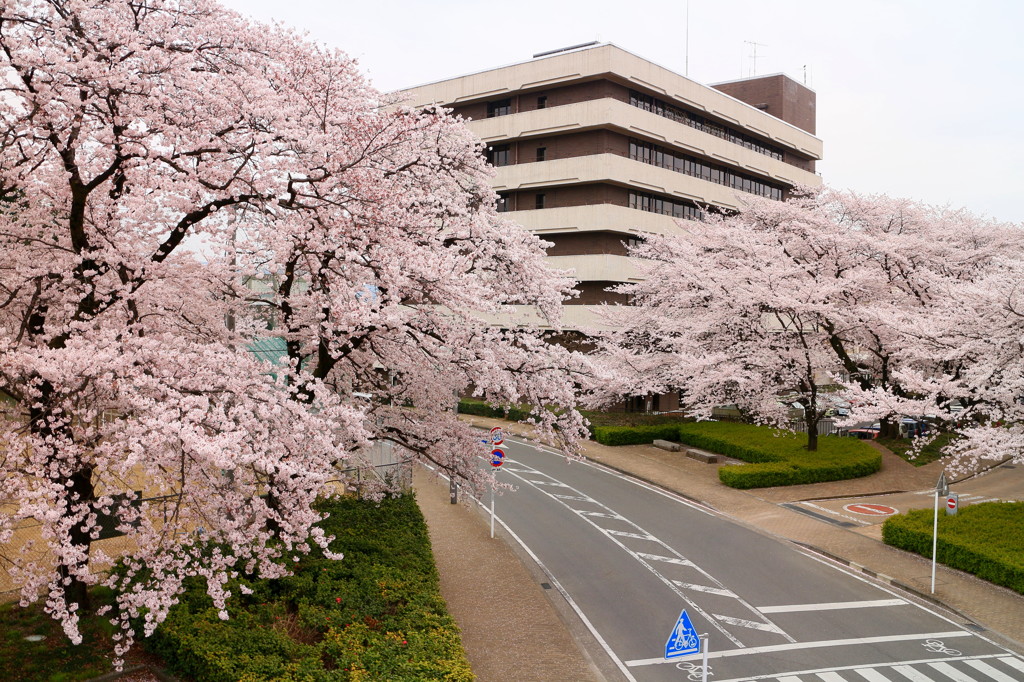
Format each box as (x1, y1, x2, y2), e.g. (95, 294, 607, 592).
(399, 42, 823, 411)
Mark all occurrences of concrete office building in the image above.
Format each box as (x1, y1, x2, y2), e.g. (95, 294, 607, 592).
(399, 42, 823, 410)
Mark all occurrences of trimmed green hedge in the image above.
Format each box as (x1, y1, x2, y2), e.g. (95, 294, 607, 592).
(457, 398, 532, 423)
(145, 495, 473, 681)
(593, 421, 880, 488)
(882, 502, 1024, 595)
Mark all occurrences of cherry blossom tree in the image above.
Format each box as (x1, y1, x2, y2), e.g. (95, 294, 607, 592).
(0, 0, 587, 663)
(595, 187, 1022, 451)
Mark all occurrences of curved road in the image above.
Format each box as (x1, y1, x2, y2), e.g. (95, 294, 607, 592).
(483, 437, 1024, 682)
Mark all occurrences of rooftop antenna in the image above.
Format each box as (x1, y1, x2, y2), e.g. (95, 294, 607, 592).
(744, 40, 767, 77)
(685, 0, 690, 77)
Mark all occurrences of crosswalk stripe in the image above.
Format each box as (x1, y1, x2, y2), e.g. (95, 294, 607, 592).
(817, 673, 846, 681)
(776, 677, 802, 682)
(998, 657, 1024, 674)
(928, 661, 975, 681)
(965, 658, 1020, 681)
(892, 667, 932, 681)
(856, 668, 893, 681)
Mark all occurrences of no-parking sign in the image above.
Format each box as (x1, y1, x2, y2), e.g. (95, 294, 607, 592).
(490, 448, 505, 467)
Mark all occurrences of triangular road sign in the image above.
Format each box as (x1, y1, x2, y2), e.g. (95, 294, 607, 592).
(665, 609, 700, 659)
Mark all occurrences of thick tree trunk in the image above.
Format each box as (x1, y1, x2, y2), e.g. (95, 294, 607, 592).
(57, 467, 96, 612)
(805, 412, 819, 451)
(879, 416, 898, 439)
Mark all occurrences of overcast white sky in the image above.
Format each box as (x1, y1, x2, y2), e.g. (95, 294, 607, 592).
(221, 0, 1023, 224)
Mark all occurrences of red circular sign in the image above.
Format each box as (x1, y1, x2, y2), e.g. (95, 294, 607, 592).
(490, 448, 505, 467)
(947, 497, 957, 510)
(843, 503, 898, 516)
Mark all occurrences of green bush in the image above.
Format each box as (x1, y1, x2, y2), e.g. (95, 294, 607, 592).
(457, 398, 532, 423)
(882, 502, 1024, 595)
(680, 422, 880, 488)
(591, 424, 684, 446)
(146, 495, 474, 681)
(591, 420, 880, 488)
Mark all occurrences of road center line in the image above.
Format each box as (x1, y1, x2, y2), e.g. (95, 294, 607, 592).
(757, 599, 907, 613)
(624, 630, 972, 667)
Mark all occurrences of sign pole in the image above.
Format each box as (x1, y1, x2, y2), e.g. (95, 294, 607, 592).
(490, 468, 496, 538)
(701, 634, 709, 682)
(931, 472, 947, 594)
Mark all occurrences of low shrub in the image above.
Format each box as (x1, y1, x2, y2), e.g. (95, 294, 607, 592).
(882, 502, 1024, 595)
(684, 422, 880, 488)
(591, 424, 684, 446)
(457, 398, 532, 423)
(145, 495, 473, 681)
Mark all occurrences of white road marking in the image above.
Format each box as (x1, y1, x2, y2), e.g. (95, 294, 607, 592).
(711, 654, 1011, 682)
(625, 631, 972, 667)
(817, 672, 847, 681)
(713, 614, 783, 633)
(576, 511, 625, 520)
(856, 668, 893, 681)
(636, 552, 696, 567)
(998, 656, 1024, 674)
(501, 464, 791, 646)
(928, 661, 975, 681)
(892, 665, 932, 681)
(777, 677, 803, 682)
(758, 599, 906, 613)
(674, 581, 736, 597)
(964, 658, 1020, 681)
(550, 494, 592, 502)
(802, 502, 870, 525)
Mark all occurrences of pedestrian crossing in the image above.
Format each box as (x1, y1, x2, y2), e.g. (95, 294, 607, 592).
(713, 655, 1024, 682)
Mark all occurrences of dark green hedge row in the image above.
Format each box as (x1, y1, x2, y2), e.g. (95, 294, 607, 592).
(591, 424, 684, 446)
(882, 502, 1024, 595)
(457, 398, 532, 423)
(145, 495, 473, 681)
(593, 421, 880, 488)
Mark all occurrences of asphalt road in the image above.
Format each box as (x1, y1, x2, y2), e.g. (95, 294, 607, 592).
(488, 438, 1024, 682)
(789, 461, 1024, 530)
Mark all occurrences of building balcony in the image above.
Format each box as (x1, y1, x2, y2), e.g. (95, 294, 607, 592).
(399, 43, 821, 160)
(545, 253, 643, 283)
(494, 153, 772, 212)
(505, 203, 687, 236)
(469, 98, 821, 185)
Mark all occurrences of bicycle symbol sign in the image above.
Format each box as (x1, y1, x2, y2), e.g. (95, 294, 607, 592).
(665, 609, 700, 659)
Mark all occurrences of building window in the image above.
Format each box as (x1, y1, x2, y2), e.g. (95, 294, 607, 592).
(537, 95, 547, 109)
(487, 98, 512, 118)
(628, 138, 783, 201)
(629, 191, 704, 221)
(536, 147, 546, 162)
(496, 193, 510, 213)
(487, 144, 510, 167)
(628, 89, 786, 162)
(535, 193, 546, 210)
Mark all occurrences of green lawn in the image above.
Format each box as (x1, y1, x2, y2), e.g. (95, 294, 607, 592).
(877, 432, 956, 466)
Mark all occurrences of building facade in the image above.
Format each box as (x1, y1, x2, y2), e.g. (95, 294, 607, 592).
(399, 43, 823, 410)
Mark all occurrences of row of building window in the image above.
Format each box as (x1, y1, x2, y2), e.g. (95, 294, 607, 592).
(628, 191, 705, 221)
(629, 138, 784, 201)
(628, 90, 785, 162)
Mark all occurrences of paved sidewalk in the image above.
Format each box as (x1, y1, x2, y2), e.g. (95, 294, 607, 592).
(423, 416, 1024, 680)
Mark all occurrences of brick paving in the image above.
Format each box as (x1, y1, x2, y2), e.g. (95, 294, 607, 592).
(425, 416, 1024, 680)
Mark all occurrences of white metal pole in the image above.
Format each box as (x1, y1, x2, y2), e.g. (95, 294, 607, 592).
(701, 634, 709, 682)
(490, 469, 496, 539)
(931, 490, 939, 593)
